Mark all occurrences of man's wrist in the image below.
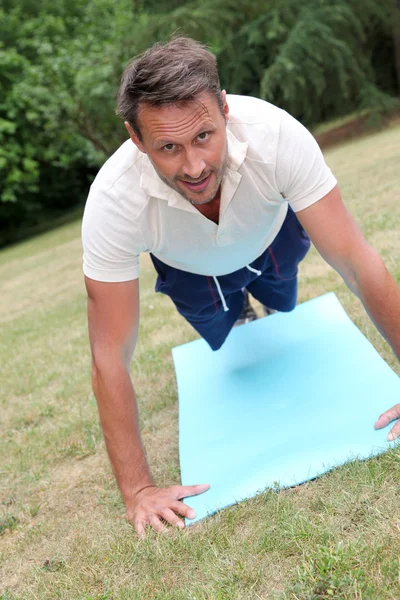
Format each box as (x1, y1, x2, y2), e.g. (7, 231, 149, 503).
(121, 478, 155, 505)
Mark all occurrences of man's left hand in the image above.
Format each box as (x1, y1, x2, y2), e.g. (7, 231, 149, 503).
(375, 405, 400, 441)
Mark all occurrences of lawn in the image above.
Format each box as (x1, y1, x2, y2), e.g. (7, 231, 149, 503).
(1, 125, 400, 600)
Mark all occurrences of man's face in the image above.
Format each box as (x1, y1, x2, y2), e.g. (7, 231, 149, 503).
(126, 92, 229, 205)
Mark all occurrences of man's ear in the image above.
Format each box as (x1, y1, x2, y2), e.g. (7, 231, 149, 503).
(124, 122, 146, 153)
(221, 90, 229, 123)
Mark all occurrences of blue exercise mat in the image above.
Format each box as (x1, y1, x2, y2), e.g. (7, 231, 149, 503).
(172, 293, 400, 525)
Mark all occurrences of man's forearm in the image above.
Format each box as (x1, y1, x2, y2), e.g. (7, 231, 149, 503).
(92, 361, 154, 504)
(350, 247, 400, 359)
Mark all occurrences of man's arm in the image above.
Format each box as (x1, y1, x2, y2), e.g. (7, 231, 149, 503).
(85, 276, 210, 537)
(295, 185, 400, 436)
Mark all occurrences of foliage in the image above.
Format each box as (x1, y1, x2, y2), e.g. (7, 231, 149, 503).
(148, 0, 399, 125)
(0, 0, 135, 244)
(1, 0, 399, 245)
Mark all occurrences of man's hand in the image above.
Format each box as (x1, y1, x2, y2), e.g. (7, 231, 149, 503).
(127, 483, 211, 538)
(296, 186, 400, 439)
(375, 405, 400, 441)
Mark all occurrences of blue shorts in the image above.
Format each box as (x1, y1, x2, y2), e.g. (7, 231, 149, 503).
(150, 207, 311, 351)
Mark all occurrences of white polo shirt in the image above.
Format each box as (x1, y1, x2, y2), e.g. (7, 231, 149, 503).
(82, 95, 337, 281)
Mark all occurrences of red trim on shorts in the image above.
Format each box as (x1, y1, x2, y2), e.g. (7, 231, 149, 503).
(207, 276, 219, 312)
(267, 247, 298, 281)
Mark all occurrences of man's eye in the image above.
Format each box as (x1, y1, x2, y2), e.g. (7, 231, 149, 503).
(197, 132, 210, 141)
(163, 144, 176, 151)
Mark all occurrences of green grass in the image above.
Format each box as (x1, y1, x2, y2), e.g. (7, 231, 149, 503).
(1, 125, 399, 599)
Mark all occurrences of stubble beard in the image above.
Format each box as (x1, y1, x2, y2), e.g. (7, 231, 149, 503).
(156, 147, 229, 206)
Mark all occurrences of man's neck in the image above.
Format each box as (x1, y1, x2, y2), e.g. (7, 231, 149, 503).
(193, 188, 221, 224)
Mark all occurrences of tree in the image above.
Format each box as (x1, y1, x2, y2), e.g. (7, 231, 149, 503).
(1, 0, 399, 245)
(136, 0, 398, 125)
(0, 0, 141, 243)
(393, 0, 400, 92)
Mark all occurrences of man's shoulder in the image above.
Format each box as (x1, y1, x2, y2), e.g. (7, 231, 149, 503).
(91, 139, 144, 197)
(226, 94, 284, 127)
(227, 94, 285, 160)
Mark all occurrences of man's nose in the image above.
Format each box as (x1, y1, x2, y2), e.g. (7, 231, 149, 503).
(182, 149, 206, 180)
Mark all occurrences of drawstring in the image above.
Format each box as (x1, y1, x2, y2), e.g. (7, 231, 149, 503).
(246, 265, 262, 276)
(212, 276, 229, 312)
(211, 264, 261, 313)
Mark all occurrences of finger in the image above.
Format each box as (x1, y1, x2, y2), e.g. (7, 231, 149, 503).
(159, 508, 185, 530)
(149, 515, 168, 534)
(170, 501, 197, 520)
(387, 420, 400, 441)
(174, 483, 211, 500)
(374, 405, 400, 430)
(135, 520, 146, 540)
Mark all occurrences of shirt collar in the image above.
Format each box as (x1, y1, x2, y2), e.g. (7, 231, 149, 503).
(139, 128, 248, 206)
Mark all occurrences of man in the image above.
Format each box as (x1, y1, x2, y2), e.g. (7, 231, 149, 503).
(82, 37, 400, 538)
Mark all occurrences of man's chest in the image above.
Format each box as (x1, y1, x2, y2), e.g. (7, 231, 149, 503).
(142, 162, 285, 255)
(194, 196, 221, 224)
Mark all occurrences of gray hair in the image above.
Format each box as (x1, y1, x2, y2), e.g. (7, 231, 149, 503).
(116, 37, 223, 139)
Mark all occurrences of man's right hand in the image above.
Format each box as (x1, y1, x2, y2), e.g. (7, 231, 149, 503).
(85, 277, 210, 538)
(127, 483, 211, 538)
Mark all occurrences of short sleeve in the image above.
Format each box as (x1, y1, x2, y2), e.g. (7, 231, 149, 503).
(275, 111, 337, 212)
(82, 185, 145, 282)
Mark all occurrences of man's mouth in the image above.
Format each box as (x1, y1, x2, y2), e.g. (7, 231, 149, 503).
(180, 173, 212, 192)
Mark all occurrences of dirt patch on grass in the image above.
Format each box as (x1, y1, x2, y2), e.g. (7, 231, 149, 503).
(315, 112, 400, 150)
